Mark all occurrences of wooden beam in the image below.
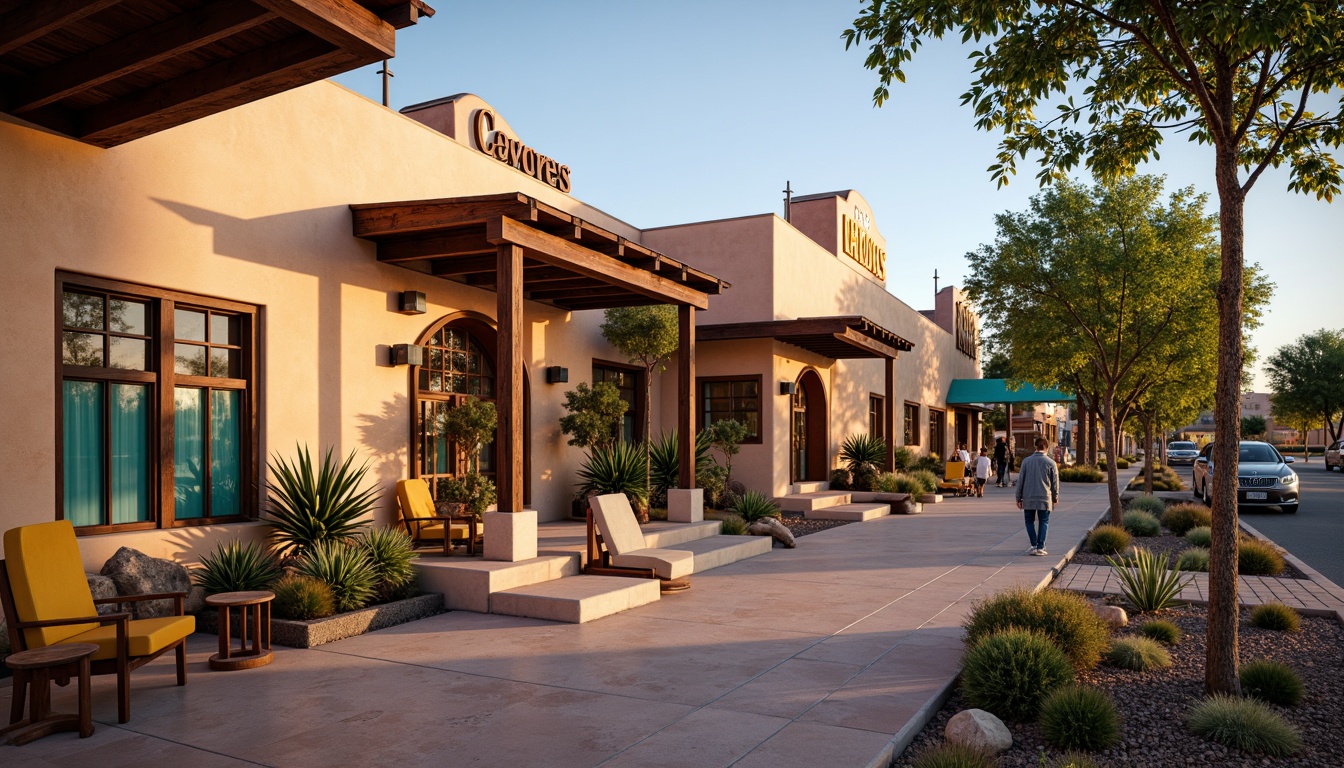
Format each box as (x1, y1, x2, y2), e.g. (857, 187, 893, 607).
(378, 229, 491, 262)
(430, 255, 498, 276)
(885, 358, 896, 472)
(488, 216, 709, 310)
(678, 305, 696, 489)
(495, 243, 524, 514)
(351, 195, 533, 238)
(0, 0, 122, 57)
(10, 0, 272, 113)
(556, 296, 658, 311)
(251, 0, 395, 58)
(380, 1, 433, 29)
(526, 285, 629, 301)
(832, 328, 901, 360)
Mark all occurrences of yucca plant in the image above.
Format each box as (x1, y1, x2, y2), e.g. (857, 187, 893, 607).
(735, 491, 781, 523)
(193, 539, 282, 595)
(267, 444, 379, 556)
(356, 526, 418, 602)
(840, 433, 887, 472)
(1106, 547, 1191, 613)
(577, 441, 649, 502)
(647, 430, 712, 503)
(295, 539, 377, 613)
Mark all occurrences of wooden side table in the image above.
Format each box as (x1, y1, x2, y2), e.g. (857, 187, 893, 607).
(205, 590, 274, 670)
(3, 642, 97, 745)
(434, 502, 481, 556)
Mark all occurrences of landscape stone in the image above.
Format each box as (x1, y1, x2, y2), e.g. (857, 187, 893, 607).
(944, 708, 1013, 753)
(748, 517, 796, 548)
(86, 572, 120, 615)
(100, 547, 192, 619)
(1093, 603, 1129, 627)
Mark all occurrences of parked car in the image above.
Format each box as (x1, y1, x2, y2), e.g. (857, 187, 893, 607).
(1167, 441, 1200, 466)
(1192, 441, 1299, 513)
(1327, 439, 1344, 472)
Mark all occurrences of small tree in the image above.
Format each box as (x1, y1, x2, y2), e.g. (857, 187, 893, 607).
(1266, 329, 1344, 447)
(559, 382, 628, 451)
(1240, 415, 1268, 440)
(601, 306, 680, 491)
(437, 397, 497, 473)
(706, 418, 750, 488)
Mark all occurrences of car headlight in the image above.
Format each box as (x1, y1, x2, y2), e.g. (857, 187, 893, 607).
(1280, 472, 1297, 485)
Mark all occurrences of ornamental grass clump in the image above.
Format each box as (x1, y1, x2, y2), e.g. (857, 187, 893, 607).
(909, 741, 996, 768)
(908, 469, 940, 494)
(1185, 525, 1212, 548)
(1238, 539, 1286, 576)
(1038, 685, 1122, 752)
(1060, 465, 1104, 482)
(1106, 547, 1190, 613)
(356, 526, 418, 602)
(1045, 752, 1105, 768)
(1139, 619, 1182, 645)
(1104, 636, 1172, 671)
(1240, 660, 1305, 707)
(960, 629, 1074, 720)
(270, 574, 335, 620)
(1127, 494, 1165, 516)
(193, 539, 282, 595)
(1160, 503, 1212, 536)
(1086, 524, 1131, 555)
(1250, 602, 1300, 632)
(876, 471, 924, 501)
(734, 491, 781, 523)
(1188, 694, 1302, 757)
(963, 587, 1110, 670)
(295, 539, 377, 613)
(718, 513, 748, 536)
(1176, 546, 1211, 572)
(1121, 510, 1161, 537)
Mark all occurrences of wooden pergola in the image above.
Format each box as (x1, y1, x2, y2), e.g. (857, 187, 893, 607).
(350, 192, 730, 514)
(698, 316, 914, 472)
(0, 0, 433, 148)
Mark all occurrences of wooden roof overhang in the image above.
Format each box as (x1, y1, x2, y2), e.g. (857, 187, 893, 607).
(0, 0, 433, 148)
(350, 192, 731, 311)
(697, 316, 914, 360)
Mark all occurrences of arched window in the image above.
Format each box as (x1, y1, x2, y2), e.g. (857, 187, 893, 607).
(415, 321, 497, 489)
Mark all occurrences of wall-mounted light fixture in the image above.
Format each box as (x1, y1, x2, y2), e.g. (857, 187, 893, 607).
(546, 366, 569, 384)
(391, 343, 425, 366)
(397, 291, 427, 315)
(779, 381, 796, 396)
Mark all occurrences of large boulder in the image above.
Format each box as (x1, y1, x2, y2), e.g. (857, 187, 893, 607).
(100, 547, 192, 619)
(748, 517, 796, 548)
(944, 708, 1012, 753)
(1092, 602, 1129, 628)
(86, 572, 120, 615)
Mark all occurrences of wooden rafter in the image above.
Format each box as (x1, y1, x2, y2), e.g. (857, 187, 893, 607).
(251, 0, 395, 58)
(0, 0, 123, 57)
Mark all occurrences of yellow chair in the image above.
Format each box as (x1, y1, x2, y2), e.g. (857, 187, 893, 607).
(395, 479, 473, 553)
(938, 460, 971, 497)
(1, 521, 194, 724)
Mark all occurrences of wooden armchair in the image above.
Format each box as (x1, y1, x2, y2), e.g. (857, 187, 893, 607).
(395, 479, 475, 555)
(585, 493, 694, 592)
(1, 521, 194, 724)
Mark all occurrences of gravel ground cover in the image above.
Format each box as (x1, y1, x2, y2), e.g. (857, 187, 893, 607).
(779, 511, 852, 537)
(1071, 530, 1308, 580)
(893, 603, 1344, 767)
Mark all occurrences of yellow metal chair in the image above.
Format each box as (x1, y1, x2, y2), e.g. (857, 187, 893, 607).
(938, 460, 971, 497)
(1, 521, 194, 724)
(395, 479, 473, 553)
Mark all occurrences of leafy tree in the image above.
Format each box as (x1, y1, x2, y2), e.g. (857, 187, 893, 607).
(559, 381, 628, 451)
(1241, 414, 1268, 438)
(846, 0, 1344, 696)
(437, 396, 497, 474)
(601, 306, 681, 491)
(1266, 329, 1344, 446)
(705, 418, 750, 487)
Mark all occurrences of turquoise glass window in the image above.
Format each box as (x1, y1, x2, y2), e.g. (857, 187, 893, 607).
(174, 387, 205, 519)
(110, 383, 151, 524)
(63, 381, 104, 527)
(210, 390, 241, 517)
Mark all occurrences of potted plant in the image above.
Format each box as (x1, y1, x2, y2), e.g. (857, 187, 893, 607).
(435, 396, 498, 521)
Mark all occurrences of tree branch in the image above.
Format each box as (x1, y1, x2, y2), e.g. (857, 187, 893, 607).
(1145, 0, 1227, 141)
(1243, 73, 1314, 194)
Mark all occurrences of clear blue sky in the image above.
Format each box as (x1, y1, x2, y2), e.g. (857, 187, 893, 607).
(334, 0, 1341, 390)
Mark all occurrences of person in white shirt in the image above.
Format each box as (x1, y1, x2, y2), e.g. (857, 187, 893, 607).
(973, 447, 992, 497)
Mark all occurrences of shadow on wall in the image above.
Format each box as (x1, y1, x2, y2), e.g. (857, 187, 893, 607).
(354, 392, 409, 491)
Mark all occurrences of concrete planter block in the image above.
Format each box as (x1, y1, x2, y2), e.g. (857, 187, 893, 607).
(197, 592, 444, 649)
(667, 488, 704, 523)
(484, 509, 538, 562)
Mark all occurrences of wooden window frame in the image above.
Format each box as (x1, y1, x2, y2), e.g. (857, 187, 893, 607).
(697, 374, 764, 444)
(928, 407, 947, 457)
(869, 394, 886, 440)
(55, 272, 259, 535)
(592, 358, 646, 444)
(904, 401, 921, 447)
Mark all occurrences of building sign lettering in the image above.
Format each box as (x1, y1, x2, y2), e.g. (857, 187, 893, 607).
(954, 301, 978, 359)
(841, 213, 886, 280)
(472, 108, 572, 193)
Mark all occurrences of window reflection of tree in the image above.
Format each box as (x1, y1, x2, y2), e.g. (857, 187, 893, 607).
(417, 326, 496, 494)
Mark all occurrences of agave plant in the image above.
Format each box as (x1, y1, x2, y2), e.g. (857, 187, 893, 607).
(734, 491, 781, 523)
(577, 441, 649, 502)
(193, 539, 282, 595)
(267, 444, 379, 557)
(1106, 547, 1191, 613)
(356, 526, 418, 602)
(295, 539, 377, 613)
(840, 433, 887, 472)
(647, 430, 713, 502)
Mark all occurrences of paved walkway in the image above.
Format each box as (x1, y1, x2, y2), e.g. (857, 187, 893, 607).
(4, 477, 1119, 768)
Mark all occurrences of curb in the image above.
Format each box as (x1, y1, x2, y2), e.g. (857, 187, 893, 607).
(1237, 518, 1344, 625)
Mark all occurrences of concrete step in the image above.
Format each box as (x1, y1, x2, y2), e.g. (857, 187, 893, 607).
(776, 491, 852, 512)
(413, 553, 580, 613)
(790, 481, 828, 494)
(675, 534, 773, 572)
(643, 520, 722, 548)
(490, 575, 661, 624)
(804, 503, 890, 522)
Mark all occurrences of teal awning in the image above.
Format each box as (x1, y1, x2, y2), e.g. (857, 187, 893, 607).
(947, 379, 1072, 405)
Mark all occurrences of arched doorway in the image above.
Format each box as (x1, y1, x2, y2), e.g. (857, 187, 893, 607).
(411, 311, 529, 502)
(790, 369, 828, 483)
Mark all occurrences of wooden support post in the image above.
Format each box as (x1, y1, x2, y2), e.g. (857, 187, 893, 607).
(884, 357, 896, 471)
(678, 304, 696, 489)
(496, 243, 524, 513)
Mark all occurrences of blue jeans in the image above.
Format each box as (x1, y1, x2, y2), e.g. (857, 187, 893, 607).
(1024, 509, 1051, 549)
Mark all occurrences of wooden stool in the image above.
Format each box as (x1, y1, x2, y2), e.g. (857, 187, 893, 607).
(3, 642, 97, 745)
(205, 591, 275, 670)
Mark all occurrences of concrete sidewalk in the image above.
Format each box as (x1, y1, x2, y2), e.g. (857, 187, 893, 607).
(4, 476, 1122, 768)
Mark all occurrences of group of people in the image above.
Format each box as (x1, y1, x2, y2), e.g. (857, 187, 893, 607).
(952, 436, 1060, 557)
(952, 436, 1015, 497)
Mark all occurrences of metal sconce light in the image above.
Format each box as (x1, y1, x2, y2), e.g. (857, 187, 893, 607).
(397, 291, 427, 315)
(391, 343, 425, 367)
(779, 381, 796, 396)
(546, 366, 569, 384)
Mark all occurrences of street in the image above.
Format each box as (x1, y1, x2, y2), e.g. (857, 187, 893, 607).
(1237, 462, 1344, 588)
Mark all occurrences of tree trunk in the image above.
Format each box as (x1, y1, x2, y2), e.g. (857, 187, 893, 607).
(1206, 145, 1246, 697)
(1101, 391, 1123, 526)
(1144, 412, 1155, 494)
(1075, 393, 1086, 463)
(1088, 405, 1100, 466)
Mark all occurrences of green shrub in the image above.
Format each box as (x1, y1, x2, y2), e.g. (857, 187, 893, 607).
(851, 462, 880, 492)
(647, 430, 712, 507)
(735, 491, 781, 523)
(1175, 546, 1210, 572)
(1045, 752, 1105, 768)
(1238, 539, 1286, 576)
(356, 526, 418, 602)
(438, 472, 497, 519)
(1106, 547, 1190, 612)
(698, 464, 728, 508)
(1160, 503, 1212, 536)
(1127, 495, 1166, 516)
(718, 513, 748, 536)
(908, 741, 996, 768)
(578, 442, 648, 504)
(1060, 466, 1104, 482)
(1184, 525, 1212, 548)
(1038, 685, 1121, 752)
(961, 629, 1075, 720)
(876, 472, 925, 501)
(193, 539, 281, 595)
(828, 468, 851, 491)
(1121, 510, 1161, 537)
(909, 469, 940, 494)
(267, 445, 380, 556)
(1104, 636, 1172, 671)
(1240, 660, 1305, 707)
(1188, 694, 1302, 757)
(295, 539, 377, 613)
(1139, 619, 1182, 645)
(1114, 457, 1131, 469)
(891, 446, 914, 471)
(1086, 525, 1131, 555)
(911, 452, 943, 475)
(1249, 602, 1300, 632)
(270, 573, 336, 620)
(963, 587, 1110, 670)
(840, 433, 887, 471)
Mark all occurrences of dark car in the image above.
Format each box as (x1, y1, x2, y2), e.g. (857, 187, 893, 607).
(1167, 441, 1200, 466)
(1192, 441, 1299, 513)
(1327, 439, 1344, 472)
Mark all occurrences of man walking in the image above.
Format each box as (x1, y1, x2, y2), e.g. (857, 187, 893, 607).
(993, 436, 1009, 487)
(1016, 438, 1060, 556)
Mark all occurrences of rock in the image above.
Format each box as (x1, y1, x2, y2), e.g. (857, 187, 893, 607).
(944, 708, 1012, 753)
(748, 517, 796, 548)
(1092, 603, 1129, 628)
(86, 572, 121, 615)
(186, 585, 207, 615)
(100, 547, 191, 619)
